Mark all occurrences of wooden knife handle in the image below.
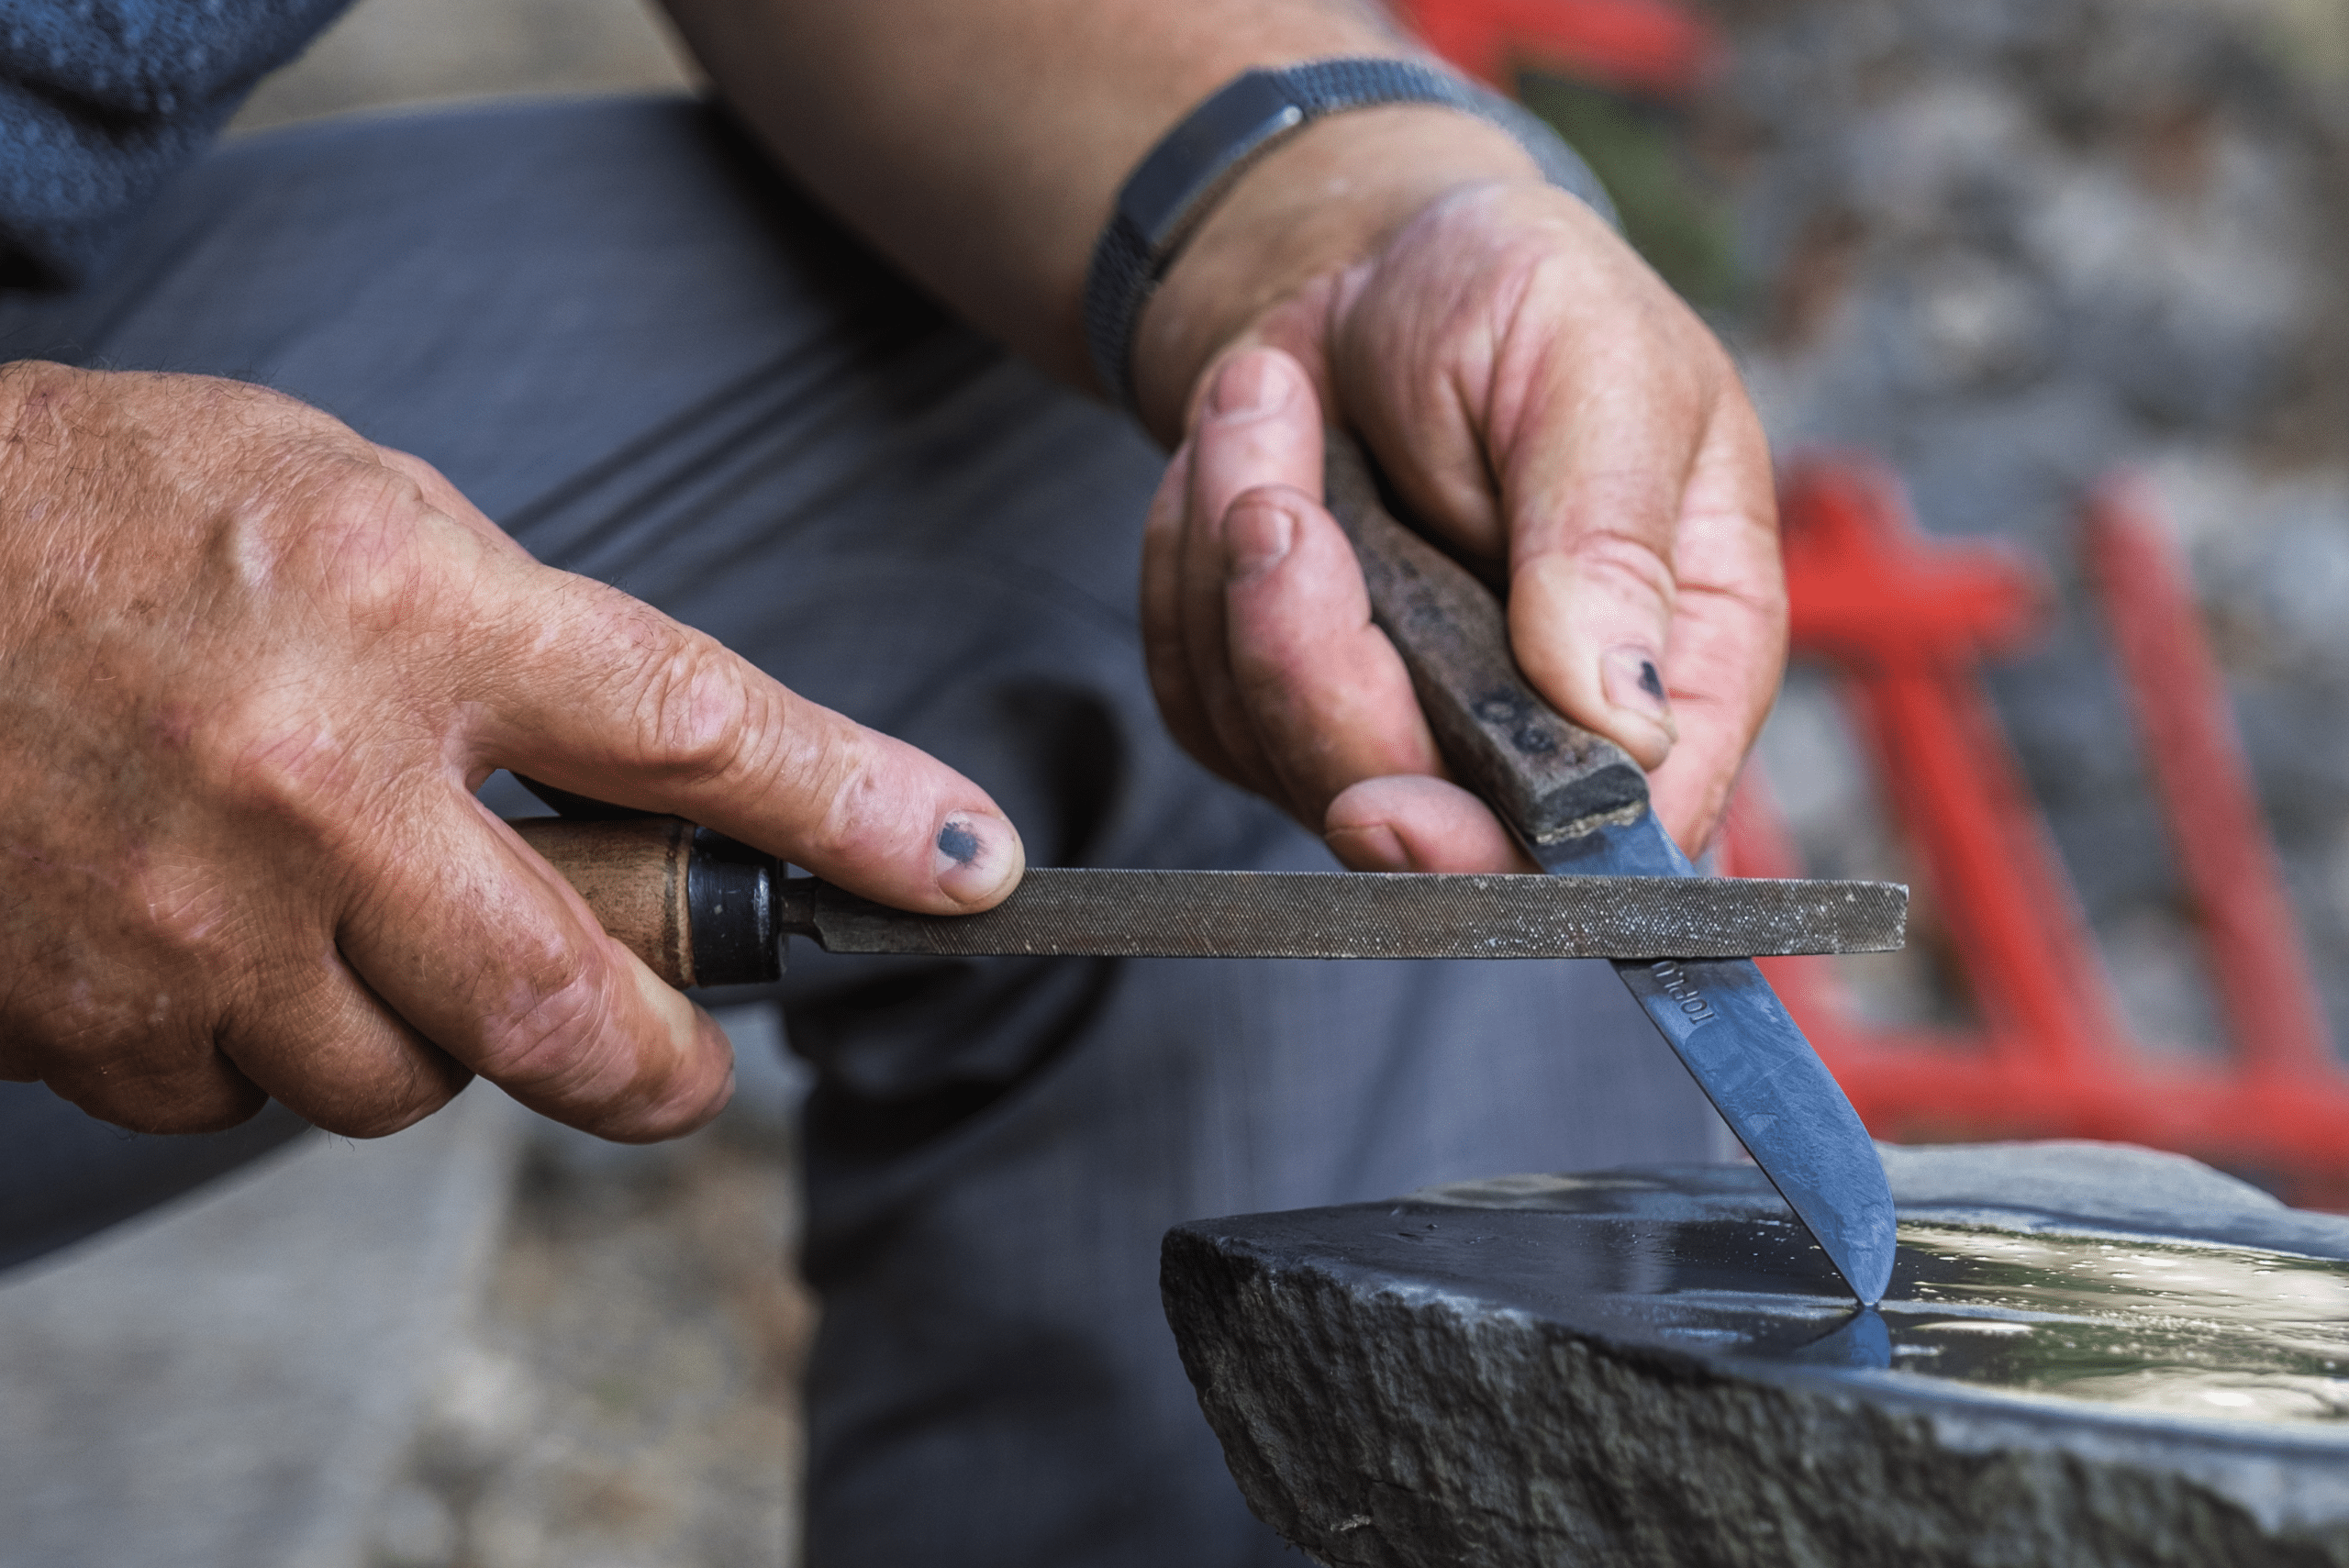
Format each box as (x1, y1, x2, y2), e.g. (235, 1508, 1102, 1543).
(1321, 429, 1650, 844)
(510, 817, 782, 989)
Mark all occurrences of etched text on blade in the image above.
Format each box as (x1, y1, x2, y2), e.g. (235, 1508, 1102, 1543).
(1617, 953, 1897, 1304)
(1546, 816, 1898, 1305)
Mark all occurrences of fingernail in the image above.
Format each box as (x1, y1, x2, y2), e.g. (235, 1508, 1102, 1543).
(1208, 352, 1287, 420)
(1602, 645, 1675, 728)
(1225, 502, 1294, 582)
(934, 811, 1022, 905)
(1327, 822, 1412, 873)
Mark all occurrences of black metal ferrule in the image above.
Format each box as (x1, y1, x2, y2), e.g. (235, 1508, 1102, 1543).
(686, 828, 783, 985)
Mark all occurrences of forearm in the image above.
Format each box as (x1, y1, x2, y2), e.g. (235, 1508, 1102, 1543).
(656, 0, 1543, 428)
(659, 1, 1777, 868)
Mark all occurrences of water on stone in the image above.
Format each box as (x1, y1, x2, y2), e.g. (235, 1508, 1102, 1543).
(1375, 1202, 2349, 1425)
(1881, 1223, 2349, 1421)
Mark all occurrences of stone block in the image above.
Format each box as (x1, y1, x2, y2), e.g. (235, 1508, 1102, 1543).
(1163, 1142, 2349, 1567)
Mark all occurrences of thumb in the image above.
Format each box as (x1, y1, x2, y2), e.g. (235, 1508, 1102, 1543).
(1510, 528, 1679, 773)
(471, 568, 1024, 912)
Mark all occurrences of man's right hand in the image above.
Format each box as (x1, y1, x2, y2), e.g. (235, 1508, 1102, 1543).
(0, 363, 1023, 1141)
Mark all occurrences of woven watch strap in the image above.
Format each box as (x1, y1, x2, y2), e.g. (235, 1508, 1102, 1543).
(1082, 57, 1614, 412)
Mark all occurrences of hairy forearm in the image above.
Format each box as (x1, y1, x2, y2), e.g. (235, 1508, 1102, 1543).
(655, 0, 1538, 422)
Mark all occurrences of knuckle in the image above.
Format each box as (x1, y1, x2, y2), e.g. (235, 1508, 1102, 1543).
(284, 465, 443, 622)
(201, 438, 451, 639)
(303, 1070, 460, 1140)
(472, 951, 627, 1104)
(368, 444, 452, 493)
(801, 727, 897, 861)
(1569, 529, 1679, 605)
(627, 634, 757, 784)
(222, 970, 470, 1140)
(40, 1019, 263, 1133)
(12, 961, 199, 1064)
(123, 859, 252, 967)
(199, 684, 361, 826)
(13, 935, 279, 1136)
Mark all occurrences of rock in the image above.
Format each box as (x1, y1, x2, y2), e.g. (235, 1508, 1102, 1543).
(1161, 1142, 2349, 1568)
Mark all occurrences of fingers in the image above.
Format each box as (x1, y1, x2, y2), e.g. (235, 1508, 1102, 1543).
(240, 472, 744, 1140)
(1325, 775, 1535, 873)
(1331, 191, 1648, 566)
(28, 785, 729, 1143)
(14, 860, 473, 1139)
(1146, 347, 1455, 833)
(1174, 350, 1328, 796)
(1638, 411, 1787, 851)
(1141, 445, 1250, 790)
(315, 462, 1016, 1136)
(330, 794, 735, 1141)
(217, 957, 474, 1139)
(1332, 185, 1784, 840)
(1498, 392, 1779, 849)
(0, 368, 779, 1147)
(1341, 198, 1707, 772)
(45, 966, 473, 1141)
(1160, 192, 1782, 862)
(1221, 484, 1443, 816)
(466, 567, 1023, 916)
(29, 1016, 272, 1137)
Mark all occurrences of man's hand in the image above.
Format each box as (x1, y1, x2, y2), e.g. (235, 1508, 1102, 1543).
(658, 2, 1782, 871)
(1135, 120, 1784, 872)
(0, 364, 1022, 1140)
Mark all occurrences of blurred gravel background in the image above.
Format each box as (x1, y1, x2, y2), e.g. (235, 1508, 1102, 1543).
(1532, 0, 2349, 1063)
(1736, 0, 2349, 1059)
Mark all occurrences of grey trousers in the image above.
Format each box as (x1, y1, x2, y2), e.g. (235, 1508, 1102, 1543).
(0, 97, 1722, 1566)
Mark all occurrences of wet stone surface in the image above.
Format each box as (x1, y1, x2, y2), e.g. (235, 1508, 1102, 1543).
(1162, 1142, 2349, 1568)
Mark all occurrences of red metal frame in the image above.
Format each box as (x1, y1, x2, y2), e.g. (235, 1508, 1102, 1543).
(1395, 0, 1721, 98)
(1720, 459, 2349, 1206)
(2085, 475, 2338, 1083)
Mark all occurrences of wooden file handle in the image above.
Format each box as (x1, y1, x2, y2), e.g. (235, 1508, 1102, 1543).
(510, 817, 782, 990)
(1320, 429, 1651, 844)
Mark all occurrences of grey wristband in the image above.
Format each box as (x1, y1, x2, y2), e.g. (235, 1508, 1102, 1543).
(1081, 57, 1614, 413)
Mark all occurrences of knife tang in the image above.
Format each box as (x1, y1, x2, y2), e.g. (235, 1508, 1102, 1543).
(1321, 435, 1650, 844)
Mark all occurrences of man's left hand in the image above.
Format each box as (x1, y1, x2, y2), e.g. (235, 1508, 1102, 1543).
(1135, 133, 1784, 873)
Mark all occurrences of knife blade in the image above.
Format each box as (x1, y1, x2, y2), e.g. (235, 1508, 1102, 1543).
(1321, 429, 1898, 1307)
(511, 815, 1903, 974)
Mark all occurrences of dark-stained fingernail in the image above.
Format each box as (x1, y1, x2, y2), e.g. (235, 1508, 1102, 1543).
(1602, 645, 1675, 729)
(1225, 502, 1294, 582)
(1208, 352, 1287, 420)
(934, 812, 1023, 905)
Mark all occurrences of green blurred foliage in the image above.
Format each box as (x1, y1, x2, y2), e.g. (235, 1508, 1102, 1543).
(1518, 73, 1739, 311)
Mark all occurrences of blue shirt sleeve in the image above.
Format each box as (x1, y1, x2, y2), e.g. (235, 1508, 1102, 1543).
(0, 0, 359, 288)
